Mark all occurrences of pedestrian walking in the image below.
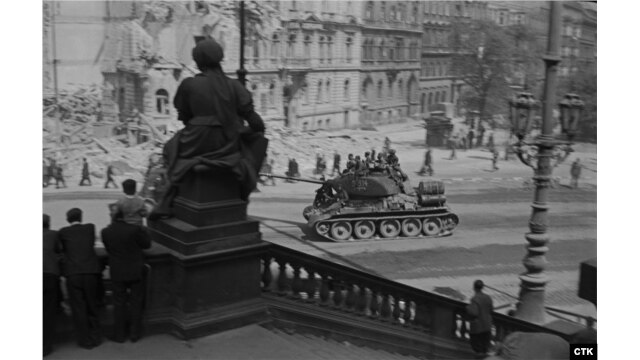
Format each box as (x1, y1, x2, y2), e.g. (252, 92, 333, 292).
(331, 151, 341, 176)
(104, 165, 117, 189)
(492, 149, 499, 171)
(101, 205, 152, 343)
(55, 164, 67, 189)
(448, 136, 457, 160)
(79, 158, 92, 186)
(59, 208, 103, 349)
(570, 158, 582, 189)
(47, 158, 57, 187)
(466, 280, 494, 359)
(419, 148, 434, 176)
(43, 214, 61, 356)
(467, 130, 475, 149)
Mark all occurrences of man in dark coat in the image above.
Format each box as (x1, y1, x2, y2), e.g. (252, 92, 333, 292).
(55, 164, 67, 189)
(43, 214, 61, 356)
(466, 280, 494, 358)
(570, 158, 582, 189)
(419, 148, 434, 176)
(331, 151, 341, 176)
(104, 165, 117, 189)
(79, 158, 92, 186)
(59, 208, 102, 349)
(152, 39, 267, 218)
(101, 206, 152, 343)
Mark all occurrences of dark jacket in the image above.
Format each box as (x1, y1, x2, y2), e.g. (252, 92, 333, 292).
(101, 221, 151, 282)
(467, 292, 493, 334)
(59, 223, 101, 276)
(43, 229, 61, 276)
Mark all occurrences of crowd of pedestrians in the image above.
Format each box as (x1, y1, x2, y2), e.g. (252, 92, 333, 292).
(43, 158, 123, 189)
(43, 179, 152, 357)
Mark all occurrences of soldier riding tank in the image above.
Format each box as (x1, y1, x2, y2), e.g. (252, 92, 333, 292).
(261, 156, 459, 242)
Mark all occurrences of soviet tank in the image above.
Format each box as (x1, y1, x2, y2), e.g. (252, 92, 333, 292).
(261, 168, 459, 242)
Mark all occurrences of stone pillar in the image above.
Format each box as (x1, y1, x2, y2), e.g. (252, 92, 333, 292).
(147, 166, 267, 339)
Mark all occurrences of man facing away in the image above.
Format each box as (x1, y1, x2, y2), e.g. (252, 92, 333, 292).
(59, 208, 102, 349)
(101, 206, 152, 343)
(466, 279, 494, 359)
(43, 214, 61, 356)
(115, 179, 149, 226)
(79, 158, 92, 186)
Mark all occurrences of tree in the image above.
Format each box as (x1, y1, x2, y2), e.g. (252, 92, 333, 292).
(451, 20, 514, 122)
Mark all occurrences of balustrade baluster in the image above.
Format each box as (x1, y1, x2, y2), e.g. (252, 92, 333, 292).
(303, 268, 316, 302)
(344, 283, 356, 311)
(276, 259, 289, 295)
(380, 293, 391, 320)
(319, 274, 330, 306)
(355, 285, 367, 315)
(369, 290, 379, 318)
(261, 256, 272, 291)
(403, 299, 413, 326)
(392, 296, 401, 323)
(332, 280, 344, 308)
(458, 312, 468, 340)
(413, 302, 430, 330)
(291, 264, 303, 298)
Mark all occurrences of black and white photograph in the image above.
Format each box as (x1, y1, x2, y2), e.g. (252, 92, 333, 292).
(35, 0, 601, 359)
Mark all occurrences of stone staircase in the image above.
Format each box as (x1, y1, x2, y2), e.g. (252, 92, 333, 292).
(260, 326, 428, 360)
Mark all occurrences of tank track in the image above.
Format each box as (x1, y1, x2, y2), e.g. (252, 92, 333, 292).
(311, 211, 459, 242)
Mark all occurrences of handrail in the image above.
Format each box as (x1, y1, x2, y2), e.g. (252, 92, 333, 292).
(259, 243, 574, 343)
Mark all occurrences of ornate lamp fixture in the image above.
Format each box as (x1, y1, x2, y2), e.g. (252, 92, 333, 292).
(558, 93, 584, 141)
(509, 92, 540, 141)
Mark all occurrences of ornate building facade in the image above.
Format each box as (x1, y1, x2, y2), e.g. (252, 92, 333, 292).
(359, 1, 422, 125)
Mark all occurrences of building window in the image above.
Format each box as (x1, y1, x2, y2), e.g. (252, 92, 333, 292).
(271, 34, 279, 59)
(381, 2, 386, 21)
(388, 81, 393, 99)
(325, 79, 331, 103)
(399, 4, 405, 21)
(390, 5, 396, 21)
(319, 36, 325, 63)
(366, 1, 373, 20)
(398, 79, 404, 99)
(269, 83, 275, 107)
(317, 80, 323, 103)
(377, 80, 383, 99)
(304, 35, 311, 59)
(346, 37, 353, 63)
(287, 34, 296, 58)
(327, 36, 333, 64)
(155, 89, 170, 114)
(344, 79, 350, 101)
(378, 39, 385, 59)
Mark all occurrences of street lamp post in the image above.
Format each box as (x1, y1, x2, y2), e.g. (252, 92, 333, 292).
(236, 0, 247, 88)
(508, 1, 583, 324)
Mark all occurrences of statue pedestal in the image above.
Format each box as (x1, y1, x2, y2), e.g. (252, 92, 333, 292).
(147, 167, 266, 339)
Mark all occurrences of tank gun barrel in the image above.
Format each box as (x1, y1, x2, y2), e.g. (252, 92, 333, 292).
(259, 173, 325, 185)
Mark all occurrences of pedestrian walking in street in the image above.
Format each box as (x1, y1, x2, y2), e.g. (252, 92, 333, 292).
(101, 205, 152, 343)
(570, 158, 582, 189)
(467, 130, 475, 149)
(104, 165, 117, 189)
(419, 148, 434, 176)
(59, 208, 103, 349)
(492, 149, 499, 171)
(331, 151, 341, 176)
(448, 136, 457, 160)
(47, 158, 57, 187)
(43, 214, 61, 356)
(476, 124, 485, 148)
(79, 158, 92, 186)
(466, 280, 494, 359)
(55, 164, 67, 189)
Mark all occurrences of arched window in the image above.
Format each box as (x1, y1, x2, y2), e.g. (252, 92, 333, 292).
(327, 36, 333, 64)
(346, 37, 353, 63)
(377, 80, 383, 99)
(317, 80, 323, 103)
(155, 89, 170, 114)
(388, 81, 393, 99)
(435, 92, 440, 104)
(398, 79, 404, 99)
(344, 79, 350, 101)
(428, 92, 433, 105)
(378, 39, 385, 59)
(287, 34, 296, 58)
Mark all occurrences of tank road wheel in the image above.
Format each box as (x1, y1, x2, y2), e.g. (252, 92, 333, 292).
(315, 222, 330, 236)
(330, 221, 353, 241)
(379, 219, 401, 238)
(354, 220, 376, 240)
(401, 218, 422, 237)
(422, 218, 442, 236)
